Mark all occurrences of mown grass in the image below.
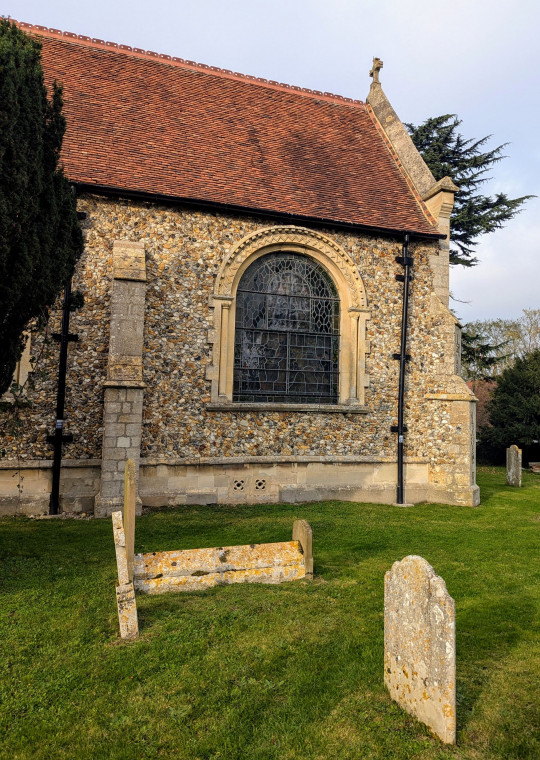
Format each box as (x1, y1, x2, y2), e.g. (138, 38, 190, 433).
(0, 468, 539, 759)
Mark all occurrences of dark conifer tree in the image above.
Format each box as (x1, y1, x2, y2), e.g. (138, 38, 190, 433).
(0, 19, 83, 395)
(460, 326, 508, 384)
(406, 115, 533, 267)
(480, 350, 540, 464)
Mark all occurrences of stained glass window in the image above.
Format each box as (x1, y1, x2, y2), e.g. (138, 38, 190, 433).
(233, 253, 340, 403)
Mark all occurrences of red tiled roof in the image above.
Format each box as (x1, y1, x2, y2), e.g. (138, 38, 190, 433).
(22, 22, 438, 236)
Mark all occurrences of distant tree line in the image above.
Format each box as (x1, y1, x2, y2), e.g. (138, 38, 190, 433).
(460, 311, 540, 465)
(461, 309, 540, 382)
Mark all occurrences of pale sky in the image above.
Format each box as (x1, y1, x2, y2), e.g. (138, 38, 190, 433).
(3, 0, 539, 323)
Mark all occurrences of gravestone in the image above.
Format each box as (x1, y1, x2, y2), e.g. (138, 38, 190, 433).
(112, 507, 139, 640)
(506, 445, 522, 487)
(115, 582, 138, 640)
(384, 555, 456, 744)
(110, 462, 311, 637)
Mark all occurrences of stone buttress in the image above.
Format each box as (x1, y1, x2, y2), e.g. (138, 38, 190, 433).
(94, 241, 146, 517)
(367, 62, 479, 506)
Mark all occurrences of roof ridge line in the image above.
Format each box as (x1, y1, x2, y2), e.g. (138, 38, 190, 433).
(16, 19, 365, 108)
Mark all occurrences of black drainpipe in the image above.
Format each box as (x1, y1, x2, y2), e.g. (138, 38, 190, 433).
(392, 232, 413, 504)
(48, 278, 77, 515)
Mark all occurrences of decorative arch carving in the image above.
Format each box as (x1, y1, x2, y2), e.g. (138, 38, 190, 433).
(215, 226, 367, 309)
(207, 226, 371, 407)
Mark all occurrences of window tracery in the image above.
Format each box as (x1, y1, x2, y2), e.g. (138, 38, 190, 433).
(233, 253, 340, 404)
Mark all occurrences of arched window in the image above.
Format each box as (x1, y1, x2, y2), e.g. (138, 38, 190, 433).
(233, 253, 340, 403)
(208, 226, 370, 410)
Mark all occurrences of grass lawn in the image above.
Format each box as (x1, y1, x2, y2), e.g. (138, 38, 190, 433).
(1, 467, 539, 760)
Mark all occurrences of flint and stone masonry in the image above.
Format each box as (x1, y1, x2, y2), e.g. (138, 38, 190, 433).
(384, 555, 456, 744)
(506, 445, 522, 487)
(0, 196, 479, 513)
(95, 240, 146, 517)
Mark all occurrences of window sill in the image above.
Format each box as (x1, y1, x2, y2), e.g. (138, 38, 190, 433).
(206, 402, 369, 414)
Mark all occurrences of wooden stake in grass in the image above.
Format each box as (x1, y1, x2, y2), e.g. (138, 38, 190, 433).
(292, 519, 313, 578)
(123, 459, 136, 583)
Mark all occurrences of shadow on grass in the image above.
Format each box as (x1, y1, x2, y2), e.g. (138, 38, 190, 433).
(456, 591, 537, 732)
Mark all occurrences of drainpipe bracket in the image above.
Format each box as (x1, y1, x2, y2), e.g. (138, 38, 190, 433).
(395, 256, 414, 266)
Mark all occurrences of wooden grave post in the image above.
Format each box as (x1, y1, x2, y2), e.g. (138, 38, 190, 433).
(123, 458, 136, 582)
(111, 459, 139, 640)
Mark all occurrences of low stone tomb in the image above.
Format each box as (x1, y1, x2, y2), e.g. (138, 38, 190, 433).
(506, 445, 522, 487)
(529, 461, 540, 474)
(131, 517, 312, 595)
(134, 528, 311, 594)
(111, 461, 313, 638)
(384, 555, 456, 744)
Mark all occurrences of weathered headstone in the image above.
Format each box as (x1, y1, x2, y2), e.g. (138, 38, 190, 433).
(506, 445, 522, 487)
(384, 556, 456, 744)
(112, 509, 139, 640)
(292, 519, 313, 578)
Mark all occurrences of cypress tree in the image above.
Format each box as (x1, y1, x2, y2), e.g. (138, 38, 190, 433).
(0, 19, 83, 395)
(406, 115, 533, 267)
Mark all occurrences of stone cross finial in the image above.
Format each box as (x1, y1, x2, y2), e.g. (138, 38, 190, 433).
(370, 57, 383, 83)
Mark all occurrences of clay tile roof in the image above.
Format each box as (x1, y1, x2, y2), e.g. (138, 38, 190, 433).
(21, 22, 438, 236)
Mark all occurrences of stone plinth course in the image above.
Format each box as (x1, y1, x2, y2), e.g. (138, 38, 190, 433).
(506, 445, 522, 487)
(384, 555, 456, 744)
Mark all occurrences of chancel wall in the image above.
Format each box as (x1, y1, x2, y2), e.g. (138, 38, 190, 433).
(0, 194, 478, 513)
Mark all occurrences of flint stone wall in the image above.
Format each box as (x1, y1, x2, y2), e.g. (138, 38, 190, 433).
(0, 193, 479, 509)
(384, 555, 456, 744)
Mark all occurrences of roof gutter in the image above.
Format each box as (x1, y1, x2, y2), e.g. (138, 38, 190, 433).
(73, 182, 445, 241)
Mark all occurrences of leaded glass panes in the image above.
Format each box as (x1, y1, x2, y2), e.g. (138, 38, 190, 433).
(233, 253, 340, 403)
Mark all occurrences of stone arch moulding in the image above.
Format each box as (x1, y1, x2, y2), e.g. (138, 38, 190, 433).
(207, 225, 371, 407)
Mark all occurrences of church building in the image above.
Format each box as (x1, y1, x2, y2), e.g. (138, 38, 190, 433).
(0, 22, 479, 515)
